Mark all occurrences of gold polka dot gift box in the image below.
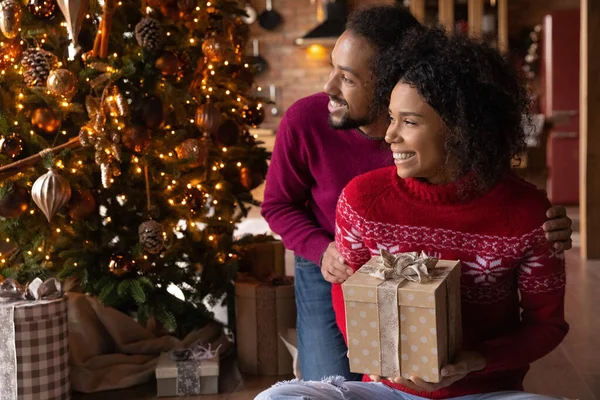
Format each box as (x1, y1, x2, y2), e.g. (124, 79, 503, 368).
(342, 250, 462, 383)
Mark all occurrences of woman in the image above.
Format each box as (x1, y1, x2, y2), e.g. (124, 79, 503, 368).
(256, 28, 568, 400)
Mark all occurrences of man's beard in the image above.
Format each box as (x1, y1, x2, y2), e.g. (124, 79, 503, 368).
(327, 100, 382, 131)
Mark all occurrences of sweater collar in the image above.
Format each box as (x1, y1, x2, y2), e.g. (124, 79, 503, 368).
(398, 171, 478, 205)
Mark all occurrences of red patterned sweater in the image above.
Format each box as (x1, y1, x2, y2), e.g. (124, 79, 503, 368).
(332, 166, 568, 398)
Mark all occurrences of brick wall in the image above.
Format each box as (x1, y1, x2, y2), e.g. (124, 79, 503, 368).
(248, 0, 580, 131)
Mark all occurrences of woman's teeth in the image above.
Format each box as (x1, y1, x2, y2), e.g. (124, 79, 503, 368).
(393, 152, 416, 160)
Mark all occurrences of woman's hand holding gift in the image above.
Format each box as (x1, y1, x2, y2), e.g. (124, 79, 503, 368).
(369, 350, 486, 392)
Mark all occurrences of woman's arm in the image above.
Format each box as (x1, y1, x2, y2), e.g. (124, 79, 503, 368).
(473, 230, 569, 371)
(334, 189, 372, 271)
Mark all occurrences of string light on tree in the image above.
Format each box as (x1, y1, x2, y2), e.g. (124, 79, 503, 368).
(0, 182, 29, 218)
(26, 0, 57, 19)
(0, 0, 270, 335)
(0, 133, 23, 159)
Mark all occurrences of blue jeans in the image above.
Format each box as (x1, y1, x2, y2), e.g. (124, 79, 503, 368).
(255, 377, 567, 400)
(294, 256, 362, 381)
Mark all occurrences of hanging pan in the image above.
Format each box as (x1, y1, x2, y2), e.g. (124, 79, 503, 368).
(246, 39, 268, 75)
(258, 0, 282, 30)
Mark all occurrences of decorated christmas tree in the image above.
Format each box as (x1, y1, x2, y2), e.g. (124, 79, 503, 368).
(0, 0, 269, 335)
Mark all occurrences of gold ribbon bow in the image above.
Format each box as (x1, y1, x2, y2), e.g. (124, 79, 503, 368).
(363, 249, 438, 282)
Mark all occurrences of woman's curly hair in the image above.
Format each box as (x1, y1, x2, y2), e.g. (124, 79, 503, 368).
(374, 27, 530, 192)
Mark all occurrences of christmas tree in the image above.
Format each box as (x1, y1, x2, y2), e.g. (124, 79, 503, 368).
(0, 0, 269, 334)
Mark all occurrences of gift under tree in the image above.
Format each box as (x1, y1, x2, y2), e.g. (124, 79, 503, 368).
(0, 0, 269, 337)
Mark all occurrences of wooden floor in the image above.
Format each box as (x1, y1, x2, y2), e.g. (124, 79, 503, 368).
(523, 248, 600, 400)
(72, 354, 288, 400)
(74, 208, 600, 400)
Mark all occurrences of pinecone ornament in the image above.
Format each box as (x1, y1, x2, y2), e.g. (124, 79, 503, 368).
(135, 17, 165, 53)
(139, 220, 165, 254)
(21, 48, 56, 87)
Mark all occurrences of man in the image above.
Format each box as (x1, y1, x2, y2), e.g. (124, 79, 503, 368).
(260, 5, 573, 382)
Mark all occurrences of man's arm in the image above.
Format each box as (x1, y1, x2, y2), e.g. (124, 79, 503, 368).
(260, 113, 332, 265)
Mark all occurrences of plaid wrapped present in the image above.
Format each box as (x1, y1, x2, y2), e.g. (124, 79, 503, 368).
(0, 279, 70, 400)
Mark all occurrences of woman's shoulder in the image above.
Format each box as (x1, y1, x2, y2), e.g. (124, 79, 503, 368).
(341, 166, 397, 211)
(497, 173, 552, 228)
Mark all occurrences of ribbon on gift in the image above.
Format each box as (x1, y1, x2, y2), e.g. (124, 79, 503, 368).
(167, 341, 222, 396)
(0, 277, 64, 400)
(0, 277, 63, 301)
(361, 250, 438, 282)
(170, 341, 222, 362)
(357, 250, 438, 378)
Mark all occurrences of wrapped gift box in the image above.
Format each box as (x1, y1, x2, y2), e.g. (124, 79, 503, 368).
(0, 293, 70, 400)
(342, 251, 462, 383)
(235, 276, 295, 375)
(244, 240, 286, 280)
(155, 352, 219, 396)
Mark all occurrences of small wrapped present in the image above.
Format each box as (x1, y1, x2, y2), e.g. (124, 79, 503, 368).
(155, 342, 220, 396)
(342, 250, 462, 383)
(235, 275, 295, 375)
(0, 278, 70, 400)
(239, 239, 286, 280)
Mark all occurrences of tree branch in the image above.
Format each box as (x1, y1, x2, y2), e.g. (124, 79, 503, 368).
(0, 137, 81, 181)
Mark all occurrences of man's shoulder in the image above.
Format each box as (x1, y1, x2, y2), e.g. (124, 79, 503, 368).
(283, 92, 329, 124)
(289, 92, 329, 112)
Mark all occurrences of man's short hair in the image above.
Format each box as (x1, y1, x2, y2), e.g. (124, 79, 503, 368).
(345, 5, 421, 54)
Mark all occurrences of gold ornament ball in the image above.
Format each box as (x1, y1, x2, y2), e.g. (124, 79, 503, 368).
(0, 0, 22, 40)
(214, 118, 240, 147)
(122, 125, 151, 154)
(242, 102, 265, 127)
(240, 167, 265, 190)
(155, 50, 180, 76)
(176, 138, 207, 169)
(0, 133, 23, 159)
(195, 102, 222, 134)
(202, 34, 232, 64)
(132, 95, 165, 129)
(25, 0, 56, 19)
(47, 69, 78, 101)
(240, 167, 254, 190)
(68, 189, 96, 220)
(31, 107, 61, 134)
(108, 253, 134, 277)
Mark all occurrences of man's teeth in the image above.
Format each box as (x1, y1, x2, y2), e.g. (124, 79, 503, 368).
(330, 100, 346, 107)
(393, 152, 416, 160)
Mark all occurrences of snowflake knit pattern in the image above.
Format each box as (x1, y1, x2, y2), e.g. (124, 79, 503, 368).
(332, 166, 568, 398)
